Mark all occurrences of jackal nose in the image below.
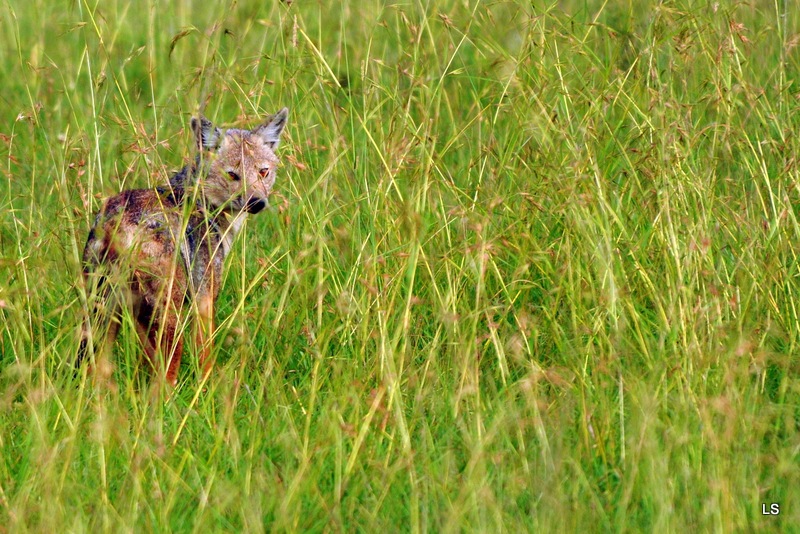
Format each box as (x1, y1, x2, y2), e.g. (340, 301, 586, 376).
(245, 197, 266, 214)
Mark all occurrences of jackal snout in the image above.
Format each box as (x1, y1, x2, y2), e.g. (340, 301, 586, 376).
(245, 197, 267, 213)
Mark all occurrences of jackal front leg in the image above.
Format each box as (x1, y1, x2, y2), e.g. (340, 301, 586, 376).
(195, 292, 215, 382)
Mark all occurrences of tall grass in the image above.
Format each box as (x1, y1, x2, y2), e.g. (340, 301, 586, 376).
(1, 0, 799, 531)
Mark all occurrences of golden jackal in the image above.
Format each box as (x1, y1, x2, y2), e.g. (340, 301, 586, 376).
(77, 108, 289, 386)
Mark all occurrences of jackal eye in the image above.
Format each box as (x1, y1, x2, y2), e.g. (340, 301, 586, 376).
(259, 167, 269, 178)
(227, 171, 241, 181)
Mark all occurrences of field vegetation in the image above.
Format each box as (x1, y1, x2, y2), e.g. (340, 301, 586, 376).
(1, 0, 799, 531)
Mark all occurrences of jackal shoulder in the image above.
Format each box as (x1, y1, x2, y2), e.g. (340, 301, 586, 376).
(82, 184, 223, 294)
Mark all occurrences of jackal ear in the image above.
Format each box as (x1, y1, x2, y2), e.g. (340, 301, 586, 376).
(253, 107, 289, 150)
(191, 116, 222, 152)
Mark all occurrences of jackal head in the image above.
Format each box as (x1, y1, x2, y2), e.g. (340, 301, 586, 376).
(191, 108, 288, 214)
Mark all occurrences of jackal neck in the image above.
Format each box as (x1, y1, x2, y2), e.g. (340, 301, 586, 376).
(164, 157, 221, 209)
(160, 160, 248, 259)
(214, 210, 248, 258)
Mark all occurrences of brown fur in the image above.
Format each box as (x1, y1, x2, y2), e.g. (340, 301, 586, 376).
(77, 108, 289, 386)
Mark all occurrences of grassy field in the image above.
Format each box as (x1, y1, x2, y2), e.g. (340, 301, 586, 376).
(1, 0, 799, 531)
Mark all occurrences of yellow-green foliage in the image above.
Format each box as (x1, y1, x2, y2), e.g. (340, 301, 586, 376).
(0, 0, 799, 531)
